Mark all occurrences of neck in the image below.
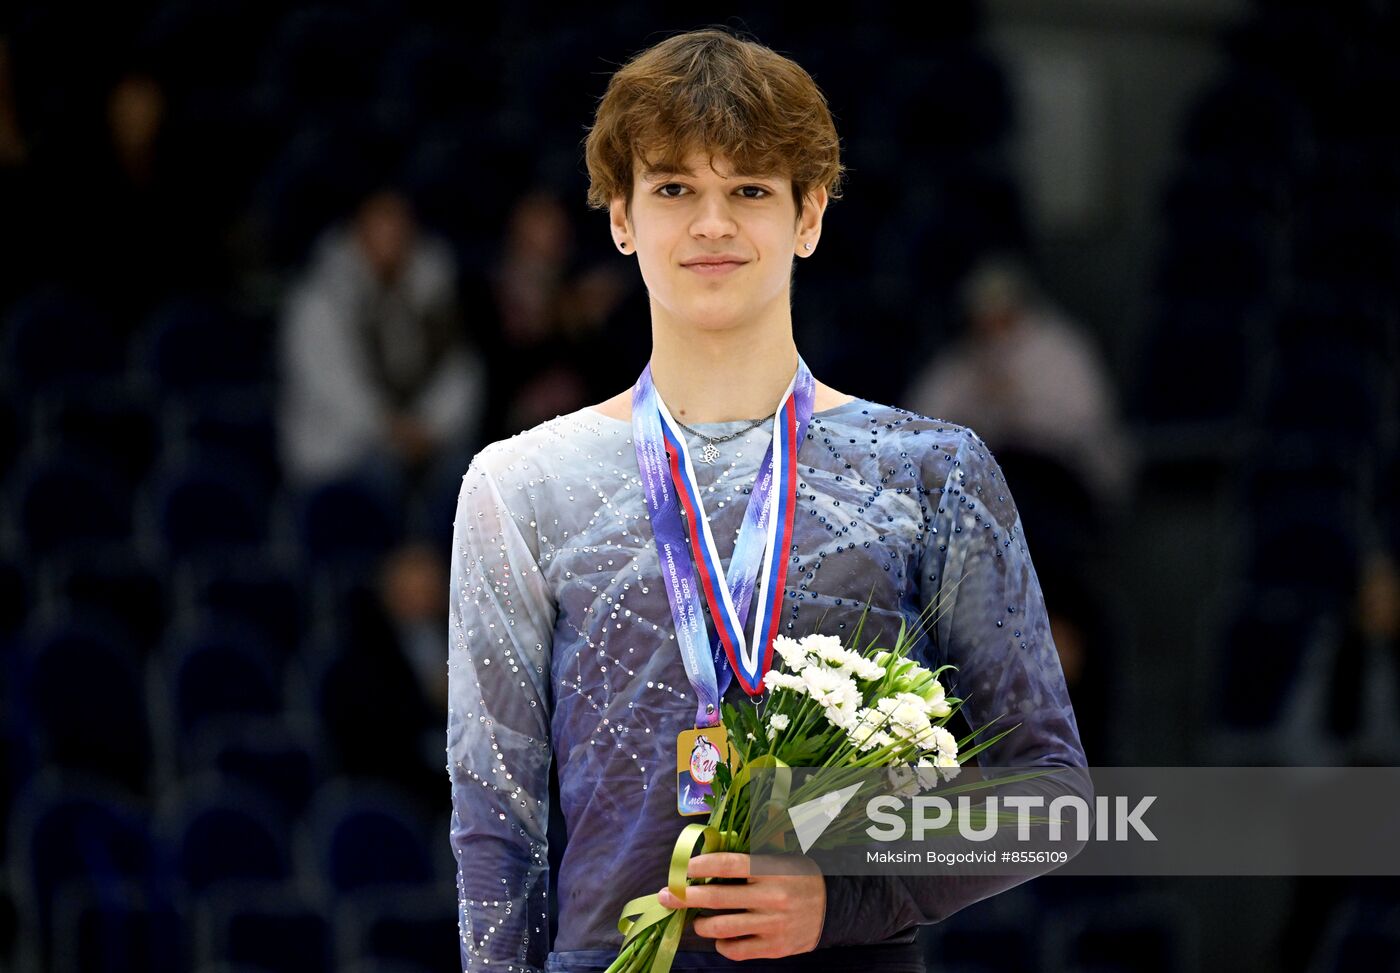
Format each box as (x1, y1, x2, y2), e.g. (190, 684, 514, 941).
(649, 316, 800, 424)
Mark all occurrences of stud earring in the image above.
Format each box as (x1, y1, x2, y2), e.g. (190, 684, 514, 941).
(619, 242, 628, 251)
(804, 243, 813, 251)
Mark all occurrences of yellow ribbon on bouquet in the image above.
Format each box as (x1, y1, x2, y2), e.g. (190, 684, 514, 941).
(614, 755, 793, 973)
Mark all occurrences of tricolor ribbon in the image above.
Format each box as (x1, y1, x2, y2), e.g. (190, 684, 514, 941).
(632, 357, 816, 717)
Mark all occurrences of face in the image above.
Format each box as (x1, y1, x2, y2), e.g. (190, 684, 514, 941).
(609, 150, 826, 335)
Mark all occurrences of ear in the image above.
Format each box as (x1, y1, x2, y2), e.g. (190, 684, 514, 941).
(795, 185, 828, 257)
(609, 194, 633, 253)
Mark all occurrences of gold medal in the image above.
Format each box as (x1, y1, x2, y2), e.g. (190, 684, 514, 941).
(676, 725, 738, 817)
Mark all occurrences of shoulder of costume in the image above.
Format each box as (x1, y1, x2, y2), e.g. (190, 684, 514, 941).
(464, 410, 610, 489)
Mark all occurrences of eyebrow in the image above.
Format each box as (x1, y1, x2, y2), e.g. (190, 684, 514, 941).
(640, 167, 773, 182)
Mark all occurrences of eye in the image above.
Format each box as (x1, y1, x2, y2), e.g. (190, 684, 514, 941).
(656, 183, 688, 198)
(738, 185, 770, 199)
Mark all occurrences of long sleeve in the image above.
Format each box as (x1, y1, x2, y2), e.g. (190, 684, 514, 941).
(815, 426, 1090, 948)
(448, 454, 558, 972)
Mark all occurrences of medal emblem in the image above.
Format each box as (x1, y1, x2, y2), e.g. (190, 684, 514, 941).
(676, 725, 737, 816)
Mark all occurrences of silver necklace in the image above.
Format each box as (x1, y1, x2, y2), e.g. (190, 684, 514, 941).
(674, 415, 769, 464)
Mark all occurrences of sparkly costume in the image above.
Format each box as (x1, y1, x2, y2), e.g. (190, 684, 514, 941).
(447, 398, 1087, 972)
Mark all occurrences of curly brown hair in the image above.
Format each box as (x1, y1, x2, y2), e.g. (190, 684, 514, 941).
(582, 27, 846, 222)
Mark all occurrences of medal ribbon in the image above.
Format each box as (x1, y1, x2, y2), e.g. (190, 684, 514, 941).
(632, 356, 815, 724)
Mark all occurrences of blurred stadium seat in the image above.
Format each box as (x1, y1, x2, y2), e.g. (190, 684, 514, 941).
(157, 776, 293, 894)
(18, 621, 155, 795)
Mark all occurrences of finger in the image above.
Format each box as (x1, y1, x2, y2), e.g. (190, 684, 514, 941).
(692, 911, 764, 940)
(715, 935, 771, 962)
(687, 852, 752, 880)
(659, 881, 758, 912)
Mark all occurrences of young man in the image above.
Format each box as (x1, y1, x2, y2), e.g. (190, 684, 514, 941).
(448, 27, 1087, 973)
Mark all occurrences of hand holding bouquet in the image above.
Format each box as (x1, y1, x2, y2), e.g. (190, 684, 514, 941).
(606, 600, 1020, 973)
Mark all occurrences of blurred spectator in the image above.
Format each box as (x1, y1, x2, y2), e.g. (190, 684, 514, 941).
(907, 254, 1136, 521)
(0, 39, 22, 159)
(1326, 547, 1400, 758)
(275, 188, 486, 492)
(465, 186, 639, 439)
(379, 540, 449, 713)
(317, 545, 447, 806)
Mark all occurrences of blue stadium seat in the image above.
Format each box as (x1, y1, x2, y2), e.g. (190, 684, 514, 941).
(20, 621, 153, 795)
(134, 297, 272, 395)
(41, 550, 169, 652)
(8, 773, 163, 971)
(10, 451, 132, 557)
(198, 883, 333, 973)
(398, 124, 526, 252)
(1130, 300, 1260, 425)
(1259, 333, 1383, 451)
(189, 715, 324, 819)
(292, 474, 403, 570)
(252, 125, 394, 268)
(1217, 589, 1321, 730)
(0, 556, 29, 641)
(158, 619, 285, 740)
(337, 888, 458, 973)
(1244, 492, 1360, 607)
(147, 452, 270, 561)
(0, 287, 126, 397)
(377, 27, 496, 131)
(259, 7, 385, 117)
(168, 392, 282, 501)
(0, 874, 15, 971)
(157, 776, 292, 894)
(30, 387, 160, 491)
(302, 780, 437, 894)
(188, 556, 306, 659)
(0, 390, 20, 479)
(50, 878, 184, 973)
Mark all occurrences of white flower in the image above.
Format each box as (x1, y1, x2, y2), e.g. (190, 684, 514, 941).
(922, 680, 952, 718)
(875, 695, 931, 741)
(930, 725, 958, 760)
(769, 713, 790, 731)
(811, 641, 869, 677)
(763, 670, 805, 693)
(915, 757, 943, 790)
(857, 728, 895, 752)
(801, 634, 846, 661)
(887, 764, 921, 798)
(850, 657, 887, 681)
(823, 698, 862, 733)
(801, 667, 857, 708)
(773, 635, 811, 670)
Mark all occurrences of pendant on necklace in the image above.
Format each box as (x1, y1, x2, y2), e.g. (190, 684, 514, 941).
(700, 441, 720, 464)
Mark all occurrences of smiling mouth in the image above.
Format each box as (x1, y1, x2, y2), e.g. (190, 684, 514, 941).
(685, 261, 746, 275)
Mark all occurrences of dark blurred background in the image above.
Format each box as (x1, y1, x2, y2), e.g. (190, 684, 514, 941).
(1, 1, 1398, 971)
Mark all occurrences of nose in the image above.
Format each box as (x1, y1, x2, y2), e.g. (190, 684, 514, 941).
(689, 191, 738, 239)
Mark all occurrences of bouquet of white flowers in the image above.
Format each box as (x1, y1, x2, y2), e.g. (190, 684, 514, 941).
(606, 595, 1021, 973)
